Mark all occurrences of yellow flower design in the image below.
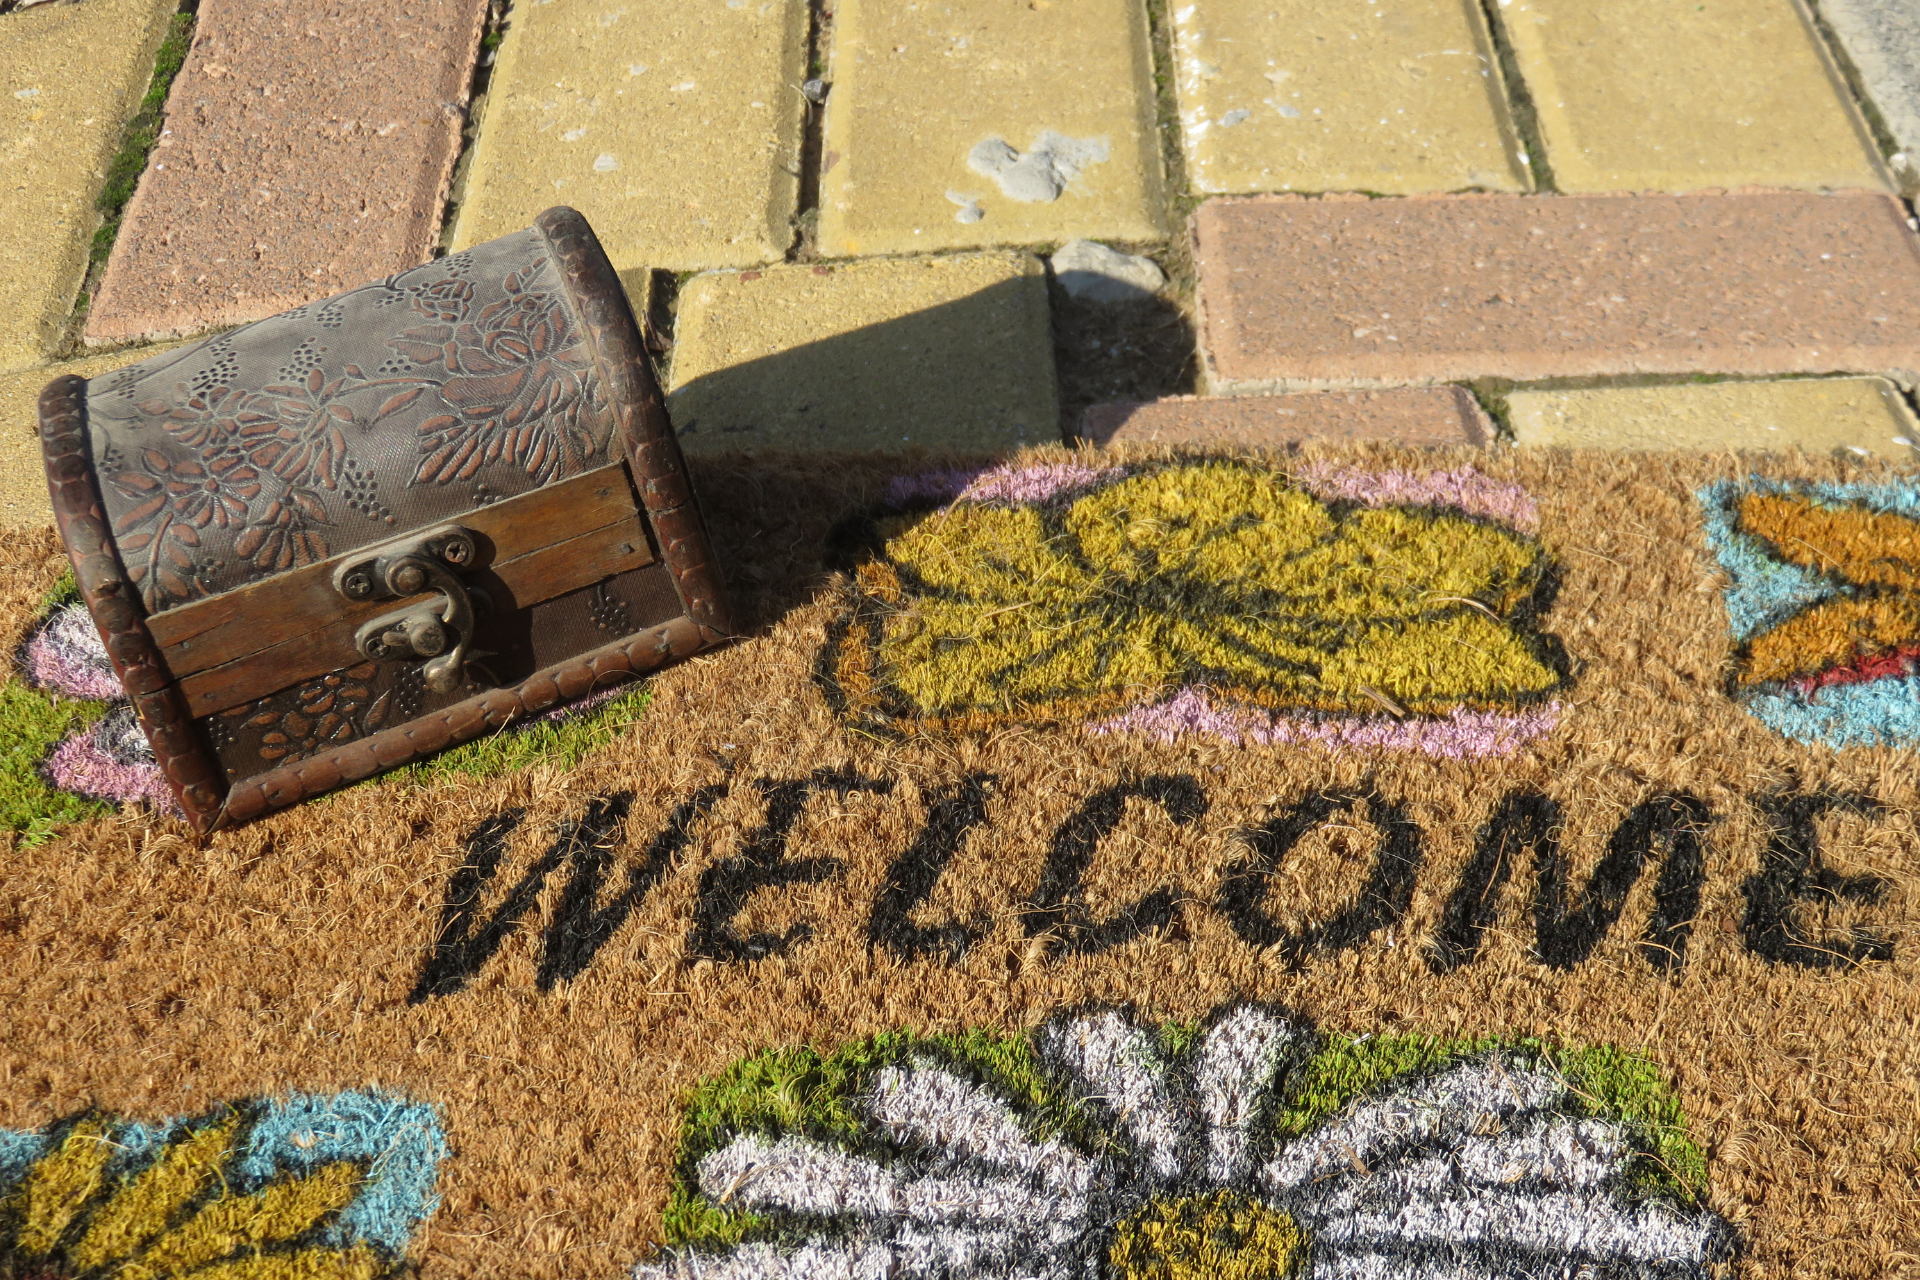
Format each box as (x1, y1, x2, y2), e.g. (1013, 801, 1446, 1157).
(1108, 1190, 1307, 1280)
(2, 1110, 389, 1279)
(1730, 491, 1920, 688)
(827, 462, 1562, 732)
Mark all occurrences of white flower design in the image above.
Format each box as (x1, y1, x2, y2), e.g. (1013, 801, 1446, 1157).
(635, 1008, 1733, 1280)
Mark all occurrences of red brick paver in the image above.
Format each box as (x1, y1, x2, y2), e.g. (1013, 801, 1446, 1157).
(85, 0, 488, 345)
(1195, 192, 1920, 390)
(1080, 388, 1490, 449)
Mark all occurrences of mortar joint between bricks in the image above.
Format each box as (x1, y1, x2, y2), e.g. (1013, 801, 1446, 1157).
(1473, 0, 1558, 194)
(1465, 381, 1517, 443)
(433, 0, 516, 261)
(785, 0, 835, 263)
(1143, 0, 1195, 219)
(1796, 0, 1907, 181)
(58, 0, 200, 359)
(644, 269, 681, 381)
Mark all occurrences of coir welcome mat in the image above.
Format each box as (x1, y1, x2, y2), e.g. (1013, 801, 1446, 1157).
(1, 442, 1917, 1280)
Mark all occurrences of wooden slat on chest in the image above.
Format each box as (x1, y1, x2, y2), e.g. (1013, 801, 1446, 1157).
(147, 463, 656, 716)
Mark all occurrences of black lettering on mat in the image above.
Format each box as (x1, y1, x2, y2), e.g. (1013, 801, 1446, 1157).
(1218, 789, 1423, 970)
(409, 794, 635, 1003)
(1539, 793, 1711, 974)
(688, 769, 894, 963)
(1022, 775, 1209, 959)
(1742, 793, 1895, 969)
(1426, 790, 1545, 975)
(1426, 791, 1712, 977)
(537, 784, 729, 989)
(869, 773, 998, 965)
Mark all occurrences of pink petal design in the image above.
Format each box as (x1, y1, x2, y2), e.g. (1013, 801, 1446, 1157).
(1293, 462, 1538, 532)
(885, 463, 1124, 509)
(527, 681, 632, 726)
(1086, 687, 1561, 759)
(22, 604, 123, 701)
(955, 462, 1125, 506)
(42, 730, 182, 816)
(883, 468, 989, 508)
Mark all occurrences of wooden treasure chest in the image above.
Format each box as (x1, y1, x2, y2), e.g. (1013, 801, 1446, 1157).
(39, 208, 732, 835)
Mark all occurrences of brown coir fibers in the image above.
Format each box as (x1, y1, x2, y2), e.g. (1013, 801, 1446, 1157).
(3, 443, 1919, 1278)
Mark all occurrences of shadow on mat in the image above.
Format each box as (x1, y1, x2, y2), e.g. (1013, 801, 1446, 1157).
(661, 273, 1195, 634)
(685, 451, 999, 636)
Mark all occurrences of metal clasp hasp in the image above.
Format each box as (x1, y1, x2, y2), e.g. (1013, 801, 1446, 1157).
(333, 524, 480, 693)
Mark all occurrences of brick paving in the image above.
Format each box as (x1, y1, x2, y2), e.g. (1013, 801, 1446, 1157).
(1170, 0, 1529, 196)
(7, 0, 1920, 473)
(1506, 377, 1919, 460)
(85, 0, 489, 345)
(0, 0, 175, 372)
(816, 0, 1164, 257)
(1081, 387, 1490, 449)
(1501, 0, 1885, 192)
(667, 253, 1056, 456)
(1194, 191, 1920, 391)
(450, 0, 808, 276)
(1817, 0, 1920, 193)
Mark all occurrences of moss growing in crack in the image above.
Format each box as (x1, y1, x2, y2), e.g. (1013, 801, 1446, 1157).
(1472, 0, 1556, 192)
(89, 11, 195, 271)
(1466, 379, 1517, 441)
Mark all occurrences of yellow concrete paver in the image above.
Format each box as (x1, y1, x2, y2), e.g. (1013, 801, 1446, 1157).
(1171, 0, 1528, 195)
(1507, 377, 1919, 460)
(818, 0, 1165, 257)
(450, 0, 809, 273)
(667, 253, 1057, 455)
(0, 346, 178, 528)
(1501, 0, 1886, 193)
(0, 0, 176, 374)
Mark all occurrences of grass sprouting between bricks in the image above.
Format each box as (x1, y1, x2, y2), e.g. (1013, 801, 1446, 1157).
(86, 10, 195, 279)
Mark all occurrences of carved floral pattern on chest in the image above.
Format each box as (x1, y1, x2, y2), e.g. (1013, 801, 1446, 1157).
(86, 230, 617, 615)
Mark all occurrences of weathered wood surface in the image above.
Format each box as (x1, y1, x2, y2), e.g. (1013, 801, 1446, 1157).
(152, 463, 654, 716)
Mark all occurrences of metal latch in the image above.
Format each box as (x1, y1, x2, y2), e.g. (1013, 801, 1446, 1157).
(333, 524, 480, 693)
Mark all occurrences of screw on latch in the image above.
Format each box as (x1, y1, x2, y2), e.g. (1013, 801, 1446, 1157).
(441, 534, 474, 566)
(364, 605, 452, 662)
(391, 562, 428, 596)
(341, 568, 374, 600)
(379, 614, 447, 658)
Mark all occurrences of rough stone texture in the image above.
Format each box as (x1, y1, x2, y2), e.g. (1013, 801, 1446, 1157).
(1501, 0, 1886, 193)
(1508, 377, 1920, 461)
(667, 254, 1057, 456)
(1080, 386, 1491, 448)
(0, 346, 178, 527)
(1050, 239, 1165, 303)
(817, 0, 1164, 258)
(1171, 0, 1528, 196)
(1814, 0, 1920, 193)
(1194, 192, 1920, 391)
(451, 0, 807, 276)
(85, 0, 489, 346)
(0, 0, 177, 372)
